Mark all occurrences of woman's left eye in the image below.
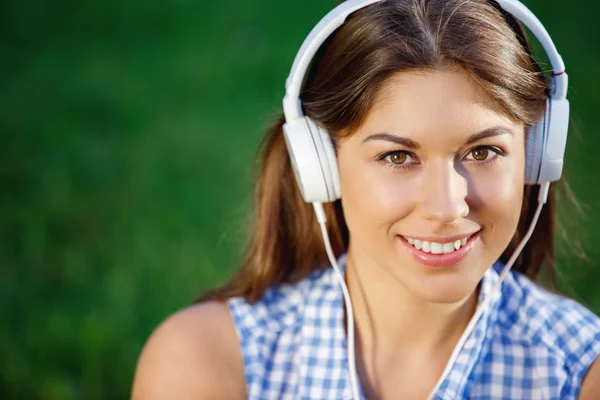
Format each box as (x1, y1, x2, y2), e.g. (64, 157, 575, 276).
(464, 146, 503, 162)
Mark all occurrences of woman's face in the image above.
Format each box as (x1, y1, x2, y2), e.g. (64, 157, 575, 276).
(337, 68, 525, 304)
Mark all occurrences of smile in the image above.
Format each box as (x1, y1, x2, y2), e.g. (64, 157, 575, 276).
(398, 231, 482, 268)
(402, 235, 470, 254)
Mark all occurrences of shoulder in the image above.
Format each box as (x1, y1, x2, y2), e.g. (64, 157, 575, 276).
(500, 272, 600, 354)
(494, 271, 600, 396)
(131, 301, 246, 400)
(580, 355, 600, 399)
(228, 267, 332, 338)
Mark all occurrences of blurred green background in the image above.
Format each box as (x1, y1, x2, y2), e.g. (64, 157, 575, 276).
(1, 0, 599, 398)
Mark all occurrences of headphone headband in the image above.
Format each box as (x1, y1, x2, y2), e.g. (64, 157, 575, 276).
(281, 0, 570, 203)
(283, 0, 568, 121)
(283, 0, 381, 120)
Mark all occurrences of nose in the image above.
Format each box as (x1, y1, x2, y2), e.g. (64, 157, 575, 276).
(418, 160, 469, 223)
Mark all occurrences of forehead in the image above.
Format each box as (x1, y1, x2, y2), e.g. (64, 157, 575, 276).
(353, 68, 523, 141)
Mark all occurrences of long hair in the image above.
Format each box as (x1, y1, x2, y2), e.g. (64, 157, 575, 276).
(201, 0, 564, 303)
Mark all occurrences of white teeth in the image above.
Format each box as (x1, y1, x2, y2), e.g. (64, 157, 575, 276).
(443, 242, 455, 254)
(403, 234, 472, 254)
(431, 242, 443, 254)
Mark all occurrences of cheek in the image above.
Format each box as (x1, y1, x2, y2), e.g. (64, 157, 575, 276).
(474, 177, 523, 217)
(338, 155, 417, 233)
(468, 160, 525, 238)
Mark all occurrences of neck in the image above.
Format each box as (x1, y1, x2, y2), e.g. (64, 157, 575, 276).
(344, 250, 480, 360)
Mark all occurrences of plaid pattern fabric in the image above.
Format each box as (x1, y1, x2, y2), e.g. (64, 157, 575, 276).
(227, 256, 600, 399)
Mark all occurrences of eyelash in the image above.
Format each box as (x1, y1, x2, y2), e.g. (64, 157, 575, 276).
(376, 145, 505, 171)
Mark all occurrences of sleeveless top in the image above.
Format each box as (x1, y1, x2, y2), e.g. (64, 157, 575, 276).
(227, 256, 600, 399)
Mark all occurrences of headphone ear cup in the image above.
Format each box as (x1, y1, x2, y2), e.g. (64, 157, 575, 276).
(283, 117, 340, 203)
(538, 97, 570, 183)
(525, 97, 569, 185)
(525, 110, 546, 185)
(319, 127, 342, 200)
(306, 118, 342, 201)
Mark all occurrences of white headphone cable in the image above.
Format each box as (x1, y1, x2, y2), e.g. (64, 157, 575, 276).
(426, 181, 550, 399)
(313, 181, 550, 400)
(313, 202, 362, 400)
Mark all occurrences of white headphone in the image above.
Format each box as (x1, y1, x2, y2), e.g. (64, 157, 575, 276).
(282, 0, 570, 204)
(280, 1, 567, 398)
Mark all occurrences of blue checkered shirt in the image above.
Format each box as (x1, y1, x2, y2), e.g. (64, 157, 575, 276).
(227, 256, 600, 399)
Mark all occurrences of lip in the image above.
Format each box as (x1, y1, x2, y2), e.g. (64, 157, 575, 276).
(398, 230, 482, 269)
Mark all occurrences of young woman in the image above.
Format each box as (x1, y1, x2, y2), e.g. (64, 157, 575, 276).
(132, 0, 600, 398)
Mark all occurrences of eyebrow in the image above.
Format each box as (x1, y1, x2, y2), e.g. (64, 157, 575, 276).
(362, 126, 514, 148)
(362, 133, 420, 149)
(465, 127, 513, 144)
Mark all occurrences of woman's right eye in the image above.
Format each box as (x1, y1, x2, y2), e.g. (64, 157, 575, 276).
(379, 151, 418, 170)
(387, 151, 408, 164)
(384, 151, 414, 165)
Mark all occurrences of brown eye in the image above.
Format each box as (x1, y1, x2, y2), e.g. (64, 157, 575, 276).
(389, 152, 407, 164)
(470, 147, 489, 161)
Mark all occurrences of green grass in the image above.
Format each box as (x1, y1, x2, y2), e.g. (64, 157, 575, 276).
(1, 0, 599, 398)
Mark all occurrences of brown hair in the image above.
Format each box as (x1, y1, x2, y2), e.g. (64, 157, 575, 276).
(201, 0, 561, 303)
